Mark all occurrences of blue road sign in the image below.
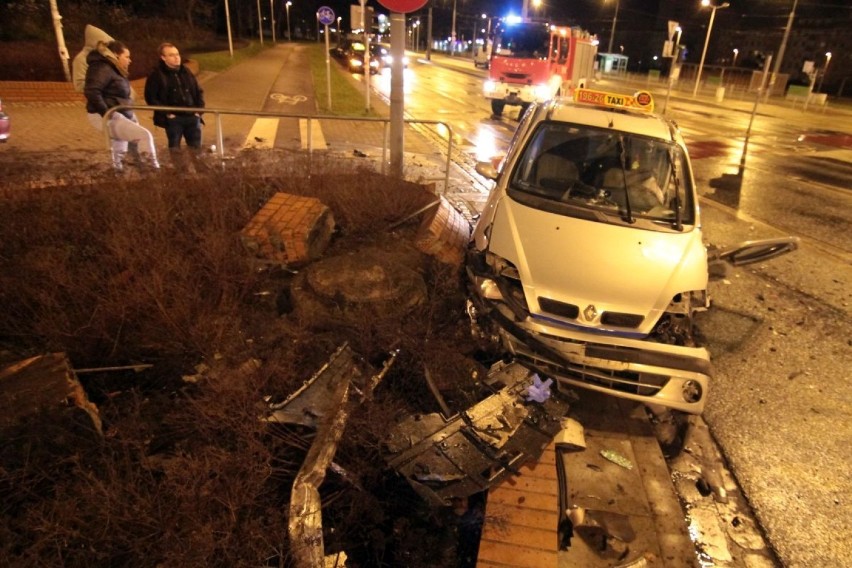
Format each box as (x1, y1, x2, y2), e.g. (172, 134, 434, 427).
(317, 6, 335, 26)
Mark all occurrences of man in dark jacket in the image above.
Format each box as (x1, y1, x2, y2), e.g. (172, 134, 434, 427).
(144, 43, 205, 150)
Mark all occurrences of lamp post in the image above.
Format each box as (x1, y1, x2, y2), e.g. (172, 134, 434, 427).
(286, 2, 293, 41)
(269, 0, 276, 42)
(692, 0, 729, 97)
(732, 48, 738, 66)
(450, 0, 457, 56)
(336, 15, 341, 40)
(256, 0, 264, 45)
(818, 51, 832, 93)
(607, 0, 620, 54)
(414, 19, 420, 52)
(482, 13, 491, 37)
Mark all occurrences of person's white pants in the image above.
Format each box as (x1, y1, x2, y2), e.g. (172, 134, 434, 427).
(88, 112, 159, 170)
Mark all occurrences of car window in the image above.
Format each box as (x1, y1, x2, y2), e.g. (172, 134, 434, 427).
(508, 121, 695, 228)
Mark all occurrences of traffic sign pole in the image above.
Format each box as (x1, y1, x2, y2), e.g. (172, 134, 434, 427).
(375, 0, 428, 176)
(389, 12, 405, 177)
(325, 25, 331, 109)
(317, 6, 336, 110)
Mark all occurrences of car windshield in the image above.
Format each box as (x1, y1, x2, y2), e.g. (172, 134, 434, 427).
(494, 23, 550, 59)
(508, 121, 694, 228)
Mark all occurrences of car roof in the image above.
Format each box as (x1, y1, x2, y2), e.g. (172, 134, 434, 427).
(544, 95, 678, 143)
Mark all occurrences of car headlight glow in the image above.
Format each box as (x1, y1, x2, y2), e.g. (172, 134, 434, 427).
(484, 80, 496, 94)
(534, 84, 551, 101)
(350, 59, 363, 67)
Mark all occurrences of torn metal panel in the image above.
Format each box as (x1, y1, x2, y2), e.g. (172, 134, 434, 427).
(280, 343, 359, 568)
(265, 344, 365, 428)
(384, 361, 570, 507)
(263, 344, 397, 568)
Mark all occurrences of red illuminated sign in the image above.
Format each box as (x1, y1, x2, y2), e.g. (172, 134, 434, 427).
(376, 0, 428, 13)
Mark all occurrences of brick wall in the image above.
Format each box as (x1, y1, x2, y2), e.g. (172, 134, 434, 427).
(0, 78, 147, 104)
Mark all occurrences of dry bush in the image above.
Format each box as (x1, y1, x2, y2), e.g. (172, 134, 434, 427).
(0, 154, 483, 567)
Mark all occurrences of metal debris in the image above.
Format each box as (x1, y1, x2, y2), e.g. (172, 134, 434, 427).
(600, 449, 634, 470)
(384, 361, 570, 507)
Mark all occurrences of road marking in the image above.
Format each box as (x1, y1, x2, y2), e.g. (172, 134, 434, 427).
(270, 93, 308, 105)
(299, 119, 327, 150)
(242, 118, 279, 149)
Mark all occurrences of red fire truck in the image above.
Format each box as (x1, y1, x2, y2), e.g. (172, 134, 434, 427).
(483, 21, 598, 117)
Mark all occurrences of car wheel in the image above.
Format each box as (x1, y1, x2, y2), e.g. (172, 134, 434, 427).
(491, 100, 505, 117)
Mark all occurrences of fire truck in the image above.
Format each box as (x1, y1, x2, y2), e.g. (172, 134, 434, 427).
(483, 21, 598, 117)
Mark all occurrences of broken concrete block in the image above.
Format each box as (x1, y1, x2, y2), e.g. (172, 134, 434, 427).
(0, 353, 102, 435)
(414, 196, 470, 266)
(241, 192, 335, 266)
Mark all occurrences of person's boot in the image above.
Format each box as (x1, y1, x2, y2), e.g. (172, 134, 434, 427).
(139, 152, 160, 171)
(111, 150, 126, 173)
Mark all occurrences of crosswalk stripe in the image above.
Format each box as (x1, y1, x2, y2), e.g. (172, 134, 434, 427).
(299, 119, 327, 150)
(242, 118, 279, 149)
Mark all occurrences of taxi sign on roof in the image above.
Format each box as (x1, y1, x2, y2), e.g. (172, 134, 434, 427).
(573, 88, 655, 113)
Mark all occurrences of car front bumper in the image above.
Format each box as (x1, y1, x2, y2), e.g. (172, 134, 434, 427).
(466, 291, 711, 415)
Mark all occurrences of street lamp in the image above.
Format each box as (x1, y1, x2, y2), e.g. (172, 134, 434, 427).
(692, 0, 730, 97)
(286, 1, 293, 41)
(732, 48, 738, 67)
(818, 51, 832, 93)
(414, 19, 420, 52)
(532, 0, 542, 15)
(607, 0, 620, 54)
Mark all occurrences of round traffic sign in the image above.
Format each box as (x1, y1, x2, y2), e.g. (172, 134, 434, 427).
(376, 0, 428, 13)
(317, 6, 335, 26)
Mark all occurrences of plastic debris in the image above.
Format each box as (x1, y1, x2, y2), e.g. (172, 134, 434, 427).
(525, 374, 553, 403)
(600, 449, 634, 470)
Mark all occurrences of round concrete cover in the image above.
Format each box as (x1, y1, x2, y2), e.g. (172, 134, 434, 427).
(298, 247, 427, 319)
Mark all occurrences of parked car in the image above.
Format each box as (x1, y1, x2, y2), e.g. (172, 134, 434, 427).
(346, 42, 380, 74)
(467, 88, 797, 425)
(330, 39, 352, 60)
(374, 43, 409, 68)
(0, 98, 9, 143)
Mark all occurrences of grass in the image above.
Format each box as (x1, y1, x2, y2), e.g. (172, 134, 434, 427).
(192, 41, 271, 73)
(192, 41, 381, 117)
(307, 43, 381, 116)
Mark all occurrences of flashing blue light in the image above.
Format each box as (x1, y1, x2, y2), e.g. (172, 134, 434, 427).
(505, 15, 522, 25)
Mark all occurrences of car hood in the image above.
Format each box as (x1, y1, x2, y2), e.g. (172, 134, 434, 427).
(487, 197, 708, 334)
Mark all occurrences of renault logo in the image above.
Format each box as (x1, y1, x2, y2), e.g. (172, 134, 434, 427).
(583, 304, 598, 321)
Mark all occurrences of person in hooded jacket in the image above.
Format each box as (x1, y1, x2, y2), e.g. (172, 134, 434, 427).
(84, 40, 159, 171)
(144, 43, 205, 152)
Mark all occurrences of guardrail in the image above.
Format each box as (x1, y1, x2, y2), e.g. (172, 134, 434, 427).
(102, 105, 456, 191)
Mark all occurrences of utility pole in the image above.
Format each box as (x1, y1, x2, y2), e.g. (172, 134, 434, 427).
(607, 0, 620, 54)
(48, 0, 71, 81)
(451, 0, 457, 56)
(269, 0, 276, 42)
(767, 0, 798, 98)
(257, 0, 264, 45)
(426, 7, 433, 61)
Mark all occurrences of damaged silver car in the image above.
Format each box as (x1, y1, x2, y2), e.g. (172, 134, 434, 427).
(467, 89, 797, 418)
